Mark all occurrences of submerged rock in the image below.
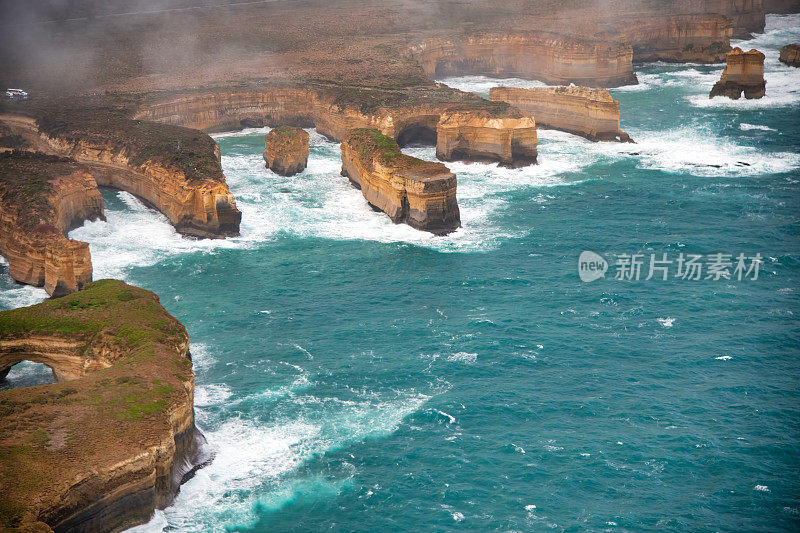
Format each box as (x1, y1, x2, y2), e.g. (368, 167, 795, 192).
(779, 44, 800, 67)
(0, 280, 210, 532)
(489, 86, 633, 143)
(263, 126, 310, 176)
(709, 47, 766, 99)
(341, 129, 460, 234)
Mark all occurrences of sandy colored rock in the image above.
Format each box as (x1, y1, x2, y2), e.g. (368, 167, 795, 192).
(436, 112, 538, 167)
(0, 280, 209, 532)
(410, 33, 636, 87)
(0, 151, 103, 297)
(779, 44, 800, 67)
(136, 86, 540, 168)
(710, 47, 767, 99)
(602, 14, 732, 63)
(340, 129, 460, 234)
(490, 86, 632, 143)
(263, 126, 309, 176)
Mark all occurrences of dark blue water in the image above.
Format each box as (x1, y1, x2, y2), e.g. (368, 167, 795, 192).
(2, 14, 799, 532)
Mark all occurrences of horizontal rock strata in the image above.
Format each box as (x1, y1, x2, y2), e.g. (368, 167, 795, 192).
(489, 86, 632, 142)
(0, 112, 241, 239)
(710, 47, 767, 99)
(0, 280, 210, 532)
(135, 86, 540, 167)
(0, 151, 103, 297)
(409, 33, 637, 87)
(263, 126, 309, 176)
(436, 111, 538, 166)
(779, 43, 800, 67)
(341, 129, 460, 234)
(601, 14, 732, 63)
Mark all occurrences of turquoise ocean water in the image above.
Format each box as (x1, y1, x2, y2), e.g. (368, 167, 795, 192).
(2, 15, 800, 531)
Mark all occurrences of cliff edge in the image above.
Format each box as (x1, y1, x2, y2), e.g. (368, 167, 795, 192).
(489, 86, 632, 143)
(0, 151, 103, 297)
(0, 279, 210, 532)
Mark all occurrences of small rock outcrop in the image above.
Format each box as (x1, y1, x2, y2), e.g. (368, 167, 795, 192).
(341, 129, 460, 234)
(710, 47, 767, 99)
(436, 111, 538, 166)
(263, 126, 309, 175)
(779, 44, 800, 67)
(489, 86, 632, 142)
(0, 280, 210, 532)
(0, 151, 103, 297)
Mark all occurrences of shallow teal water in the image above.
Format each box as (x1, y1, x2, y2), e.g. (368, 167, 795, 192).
(2, 15, 800, 532)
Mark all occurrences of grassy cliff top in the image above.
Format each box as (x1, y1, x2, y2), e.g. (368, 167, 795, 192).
(0, 280, 194, 530)
(34, 106, 224, 183)
(0, 151, 82, 232)
(347, 129, 449, 175)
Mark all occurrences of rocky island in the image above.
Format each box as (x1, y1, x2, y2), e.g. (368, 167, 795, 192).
(341, 129, 460, 234)
(710, 47, 767, 99)
(489, 86, 632, 143)
(0, 151, 103, 297)
(0, 279, 209, 532)
(780, 43, 800, 67)
(264, 126, 310, 176)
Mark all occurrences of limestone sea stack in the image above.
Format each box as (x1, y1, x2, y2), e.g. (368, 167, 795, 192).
(779, 44, 800, 67)
(264, 126, 309, 176)
(709, 47, 767, 99)
(0, 151, 103, 297)
(489, 86, 632, 143)
(0, 280, 210, 532)
(436, 111, 538, 166)
(341, 129, 460, 234)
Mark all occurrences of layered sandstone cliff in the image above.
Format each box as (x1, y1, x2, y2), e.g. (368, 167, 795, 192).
(0, 112, 241, 239)
(409, 33, 636, 87)
(264, 126, 309, 176)
(0, 280, 210, 532)
(0, 151, 103, 297)
(780, 44, 800, 67)
(710, 47, 767, 99)
(341, 129, 460, 234)
(436, 111, 538, 166)
(489, 86, 632, 143)
(600, 14, 732, 63)
(135, 86, 540, 167)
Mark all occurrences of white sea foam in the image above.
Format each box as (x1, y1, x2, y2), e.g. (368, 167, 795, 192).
(436, 75, 548, 96)
(134, 387, 432, 531)
(0, 256, 48, 310)
(754, 484, 770, 492)
(740, 123, 777, 132)
(657, 317, 675, 328)
(715, 355, 732, 361)
(446, 351, 478, 364)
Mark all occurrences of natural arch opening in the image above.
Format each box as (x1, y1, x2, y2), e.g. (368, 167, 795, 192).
(396, 125, 438, 148)
(0, 360, 57, 390)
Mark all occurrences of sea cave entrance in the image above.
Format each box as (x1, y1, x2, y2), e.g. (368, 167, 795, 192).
(395, 117, 440, 148)
(0, 360, 57, 390)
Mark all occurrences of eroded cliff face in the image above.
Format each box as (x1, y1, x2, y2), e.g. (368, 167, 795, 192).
(340, 129, 460, 234)
(410, 33, 637, 87)
(436, 112, 538, 166)
(0, 280, 210, 532)
(263, 126, 310, 176)
(601, 14, 732, 63)
(135, 87, 540, 168)
(780, 44, 800, 67)
(0, 152, 103, 297)
(710, 47, 767, 99)
(489, 86, 632, 143)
